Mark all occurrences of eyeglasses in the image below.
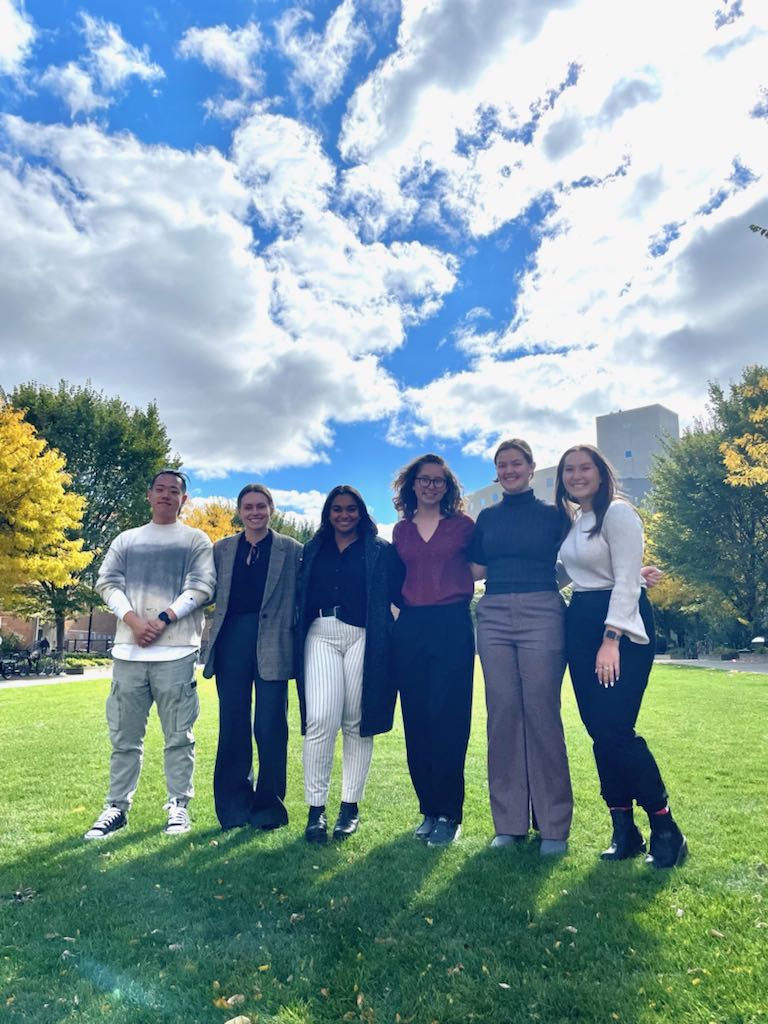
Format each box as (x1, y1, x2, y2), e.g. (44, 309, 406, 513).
(415, 476, 447, 489)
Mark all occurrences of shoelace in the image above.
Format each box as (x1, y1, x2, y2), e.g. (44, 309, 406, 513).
(95, 807, 123, 828)
(164, 802, 188, 827)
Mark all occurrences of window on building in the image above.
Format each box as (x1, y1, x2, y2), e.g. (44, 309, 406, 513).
(625, 449, 632, 458)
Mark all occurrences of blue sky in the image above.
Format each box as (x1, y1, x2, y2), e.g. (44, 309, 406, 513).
(1, 0, 766, 530)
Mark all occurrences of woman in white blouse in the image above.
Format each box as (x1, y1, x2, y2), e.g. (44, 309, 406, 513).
(556, 445, 687, 869)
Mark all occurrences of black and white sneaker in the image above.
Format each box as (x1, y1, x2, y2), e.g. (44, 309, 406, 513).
(163, 800, 191, 835)
(84, 805, 127, 841)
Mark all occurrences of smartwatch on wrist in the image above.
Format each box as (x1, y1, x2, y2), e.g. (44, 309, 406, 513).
(604, 629, 621, 642)
(158, 611, 172, 626)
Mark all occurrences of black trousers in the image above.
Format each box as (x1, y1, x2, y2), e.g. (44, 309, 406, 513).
(213, 613, 289, 830)
(566, 590, 667, 813)
(393, 602, 475, 822)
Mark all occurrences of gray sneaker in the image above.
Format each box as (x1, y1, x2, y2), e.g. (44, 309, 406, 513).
(427, 816, 461, 846)
(540, 838, 568, 857)
(84, 805, 127, 841)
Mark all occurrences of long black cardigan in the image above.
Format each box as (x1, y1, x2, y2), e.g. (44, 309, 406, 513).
(295, 531, 404, 737)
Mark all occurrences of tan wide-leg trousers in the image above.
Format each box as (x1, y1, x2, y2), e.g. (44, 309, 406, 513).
(476, 591, 573, 841)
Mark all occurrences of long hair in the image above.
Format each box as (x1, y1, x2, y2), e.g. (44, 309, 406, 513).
(392, 453, 464, 521)
(555, 444, 622, 538)
(317, 485, 378, 538)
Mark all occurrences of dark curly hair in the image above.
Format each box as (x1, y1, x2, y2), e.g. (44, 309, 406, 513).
(392, 453, 464, 521)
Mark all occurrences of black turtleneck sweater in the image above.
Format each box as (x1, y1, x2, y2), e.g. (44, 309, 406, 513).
(468, 489, 562, 594)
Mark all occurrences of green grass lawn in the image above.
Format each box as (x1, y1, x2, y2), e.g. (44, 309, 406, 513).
(1, 664, 766, 1024)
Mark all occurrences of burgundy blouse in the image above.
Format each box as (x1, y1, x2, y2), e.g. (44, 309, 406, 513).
(393, 513, 475, 607)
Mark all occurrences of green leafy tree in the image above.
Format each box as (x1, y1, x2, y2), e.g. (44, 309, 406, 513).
(7, 381, 177, 647)
(647, 419, 768, 642)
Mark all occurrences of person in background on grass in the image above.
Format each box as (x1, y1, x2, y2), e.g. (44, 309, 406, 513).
(556, 445, 687, 868)
(85, 470, 215, 841)
(469, 439, 573, 857)
(391, 454, 476, 847)
(295, 486, 404, 844)
(203, 484, 302, 832)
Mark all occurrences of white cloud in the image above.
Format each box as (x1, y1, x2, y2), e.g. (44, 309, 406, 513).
(178, 21, 263, 93)
(40, 62, 110, 118)
(0, 0, 35, 77)
(276, 0, 369, 106)
(0, 114, 457, 476)
(82, 14, 164, 90)
(337, 0, 768, 449)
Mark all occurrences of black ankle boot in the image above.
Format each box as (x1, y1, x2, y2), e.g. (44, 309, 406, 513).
(601, 808, 646, 861)
(333, 801, 360, 840)
(645, 809, 688, 869)
(304, 805, 328, 844)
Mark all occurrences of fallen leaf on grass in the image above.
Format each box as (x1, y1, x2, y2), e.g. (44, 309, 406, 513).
(213, 895, 227, 901)
(424, 917, 433, 926)
(563, 926, 578, 934)
(356, 992, 365, 1007)
(213, 997, 230, 1008)
(708, 929, 725, 939)
(755, 921, 768, 929)
(447, 964, 464, 975)
(258, 964, 270, 972)
(226, 994, 245, 1006)
(374, 936, 396, 945)
(320, 988, 329, 998)
(691, 978, 701, 986)
(224, 1017, 251, 1024)
(499, 983, 510, 989)
(289, 913, 304, 924)
(675, 909, 684, 918)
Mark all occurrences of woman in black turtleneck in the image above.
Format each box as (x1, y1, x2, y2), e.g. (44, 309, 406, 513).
(469, 439, 573, 856)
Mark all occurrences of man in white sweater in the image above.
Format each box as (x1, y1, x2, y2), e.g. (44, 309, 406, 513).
(84, 470, 215, 840)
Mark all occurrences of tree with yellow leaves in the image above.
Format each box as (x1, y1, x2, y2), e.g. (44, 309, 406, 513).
(182, 499, 238, 545)
(719, 365, 768, 488)
(0, 404, 91, 616)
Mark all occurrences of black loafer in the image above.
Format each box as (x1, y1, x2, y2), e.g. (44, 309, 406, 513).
(305, 811, 328, 844)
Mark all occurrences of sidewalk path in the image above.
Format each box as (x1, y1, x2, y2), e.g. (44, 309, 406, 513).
(0, 664, 113, 690)
(656, 655, 768, 675)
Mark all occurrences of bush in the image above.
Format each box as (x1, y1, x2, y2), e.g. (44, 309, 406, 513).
(0, 629, 24, 653)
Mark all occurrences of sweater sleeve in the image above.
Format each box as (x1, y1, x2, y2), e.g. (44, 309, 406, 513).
(96, 534, 131, 617)
(181, 531, 216, 603)
(602, 503, 649, 645)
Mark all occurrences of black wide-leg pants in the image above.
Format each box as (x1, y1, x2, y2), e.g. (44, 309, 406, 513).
(393, 602, 475, 823)
(213, 613, 289, 830)
(566, 590, 668, 813)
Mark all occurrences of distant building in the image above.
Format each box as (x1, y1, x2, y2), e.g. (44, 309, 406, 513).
(464, 403, 679, 514)
(596, 403, 679, 504)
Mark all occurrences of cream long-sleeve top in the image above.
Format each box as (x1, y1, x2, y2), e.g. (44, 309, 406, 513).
(558, 499, 649, 645)
(96, 521, 215, 661)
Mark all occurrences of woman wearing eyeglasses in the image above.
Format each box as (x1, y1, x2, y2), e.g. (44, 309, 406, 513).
(295, 486, 404, 844)
(391, 454, 476, 846)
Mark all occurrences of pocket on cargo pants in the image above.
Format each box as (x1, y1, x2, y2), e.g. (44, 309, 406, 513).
(176, 678, 200, 732)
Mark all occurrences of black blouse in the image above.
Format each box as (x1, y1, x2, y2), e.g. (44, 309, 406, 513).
(306, 536, 367, 627)
(228, 531, 273, 614)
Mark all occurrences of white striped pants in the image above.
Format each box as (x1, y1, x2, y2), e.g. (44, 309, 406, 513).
(302, 616, 373, 805)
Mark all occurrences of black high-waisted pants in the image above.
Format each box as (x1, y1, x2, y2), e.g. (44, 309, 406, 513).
(393, 602, 475, 823)
(566, 590, 667, 813)
(214, 613, 289, 830)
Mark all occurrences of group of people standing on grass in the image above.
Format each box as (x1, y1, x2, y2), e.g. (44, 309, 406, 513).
(84, 444, 687, 870)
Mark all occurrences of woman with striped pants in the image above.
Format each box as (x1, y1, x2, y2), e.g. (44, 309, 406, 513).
(295, 486, 404, 843)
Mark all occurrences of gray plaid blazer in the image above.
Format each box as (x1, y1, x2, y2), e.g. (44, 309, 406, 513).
(202, 529, 302, 681)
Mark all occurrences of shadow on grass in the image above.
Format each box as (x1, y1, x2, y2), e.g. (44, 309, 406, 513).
(6, 820, 669, 1024)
